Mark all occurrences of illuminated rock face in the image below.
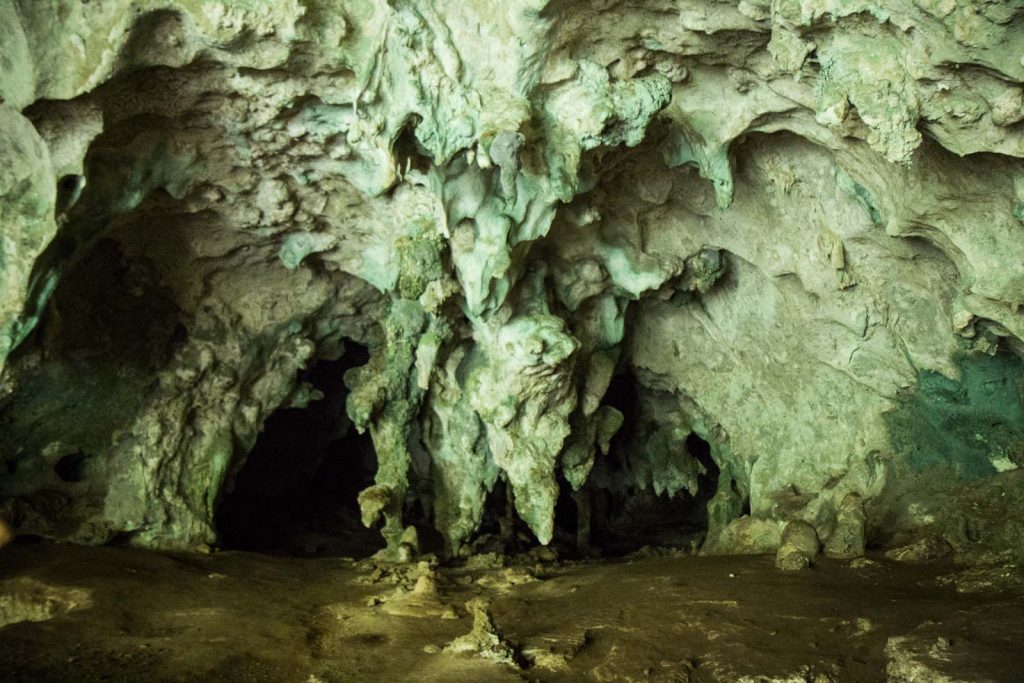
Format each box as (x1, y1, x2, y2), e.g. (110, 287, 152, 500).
(0, 1, 1022, 559)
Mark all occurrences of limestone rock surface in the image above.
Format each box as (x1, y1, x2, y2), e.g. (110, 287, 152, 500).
(775, 520, 820, 571)
(0, 0, 1022, 559)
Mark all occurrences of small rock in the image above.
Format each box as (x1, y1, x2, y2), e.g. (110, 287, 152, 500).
(855, 617, 875, 635)
(825, 493, 866, 559)
(775, 520, 820, 571)
(704, 517, 785, 555)
(0, 578, 92, 627)
(886, 536, 952, 563)
(530, 546, 558, 563)
(849, 557, 880, 570)
(776, 552, 810, 571)
(464, 552, 505, 570)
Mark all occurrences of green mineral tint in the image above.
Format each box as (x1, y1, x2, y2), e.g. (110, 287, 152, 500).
(886, 349, 1024, 480)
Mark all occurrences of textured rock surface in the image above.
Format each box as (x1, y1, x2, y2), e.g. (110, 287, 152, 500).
(4, 544, 1024, 682)
(0, 577, 91, 628)
(775, 520, 820, 570)
(0, 1, 1023, 558)
(824, 493, 867, 559)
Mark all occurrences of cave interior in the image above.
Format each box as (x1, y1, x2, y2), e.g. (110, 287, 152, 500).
(1, 1, 1024, 681)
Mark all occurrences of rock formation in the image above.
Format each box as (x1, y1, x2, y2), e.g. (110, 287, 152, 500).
(0, 0, 1022, 561)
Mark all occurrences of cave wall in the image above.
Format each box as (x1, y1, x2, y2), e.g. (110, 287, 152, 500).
(0, 0, 1022, 559)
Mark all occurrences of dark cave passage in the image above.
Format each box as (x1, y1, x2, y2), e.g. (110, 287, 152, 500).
(688, 431, 720, 529)
(552, 369, 721, 557)
(214, 344, 384, 558)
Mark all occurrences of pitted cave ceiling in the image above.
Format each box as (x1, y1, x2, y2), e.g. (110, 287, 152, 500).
(1, 0, 1023, 568)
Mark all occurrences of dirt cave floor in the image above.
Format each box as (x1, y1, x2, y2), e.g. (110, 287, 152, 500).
(0, 542, 1022, 682)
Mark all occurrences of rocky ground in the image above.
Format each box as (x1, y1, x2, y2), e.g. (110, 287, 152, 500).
(0, 541, 1021, 682)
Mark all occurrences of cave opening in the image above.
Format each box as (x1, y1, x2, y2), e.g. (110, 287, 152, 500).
(460, 476, 536, 557)
(687, 431, 720, 531)
(547, 370, 723, 557)
(214, 343, 384, 558)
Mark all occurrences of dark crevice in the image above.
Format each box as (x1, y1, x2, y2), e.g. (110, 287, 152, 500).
(466, 476, 536, 557)
(54, 451, 89, 483)
(393, 117, 432, 176)
(547, 370, 721, 557)
(56, 174, 85, 215)
(214, 344, 383, 558)
(552, 473, 579, 549)
(688, 432, 719, 531)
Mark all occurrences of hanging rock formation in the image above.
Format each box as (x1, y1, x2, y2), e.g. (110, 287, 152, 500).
(0, 0, 1022, 560)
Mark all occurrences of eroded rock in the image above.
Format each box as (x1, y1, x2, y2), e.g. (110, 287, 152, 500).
(886, 537, 953, 564)
(0, 577, 91, 628)
(0, 0, 1021, 566)
(705, 517, 785, 556)
(825, 494, 866, 560)
(775, 521, 820, 571)
(443, 597, 520, 667)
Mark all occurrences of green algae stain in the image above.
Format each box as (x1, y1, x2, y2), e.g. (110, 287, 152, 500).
(886, 350, 1024, 481)
(835, 168, 883, 226)
(203, 430, 234, 517)
(1012, 200, 1024, 225)
(0, 360, 145, 495)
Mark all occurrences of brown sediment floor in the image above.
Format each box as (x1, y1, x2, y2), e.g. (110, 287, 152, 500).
(0, 542, 1020, 682)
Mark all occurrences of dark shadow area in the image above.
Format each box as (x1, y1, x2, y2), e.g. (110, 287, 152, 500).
(688, 432, 720, 530)
(552, 369, 720, 557)
(552, 474, 579, 549)
(215, 344, 384, 558)
(53, 451, 89, 483)
(393, 116, 433, 176)
(456, 477, 538, 558)
(0, 235, 183, 517)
